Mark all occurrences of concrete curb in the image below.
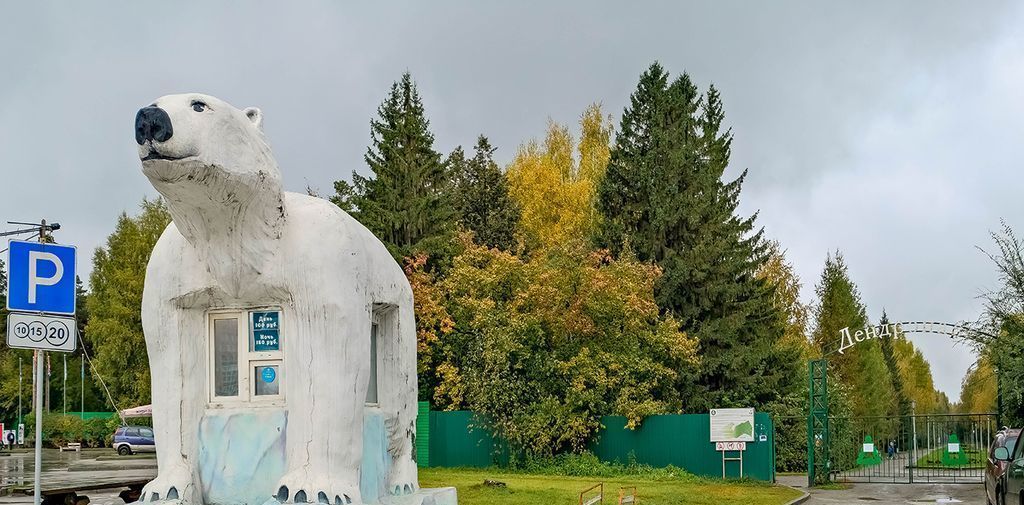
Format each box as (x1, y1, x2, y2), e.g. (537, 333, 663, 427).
(781, 487, 811, 505)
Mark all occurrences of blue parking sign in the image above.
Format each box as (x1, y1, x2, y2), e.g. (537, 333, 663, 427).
(6, 240, 77, 315)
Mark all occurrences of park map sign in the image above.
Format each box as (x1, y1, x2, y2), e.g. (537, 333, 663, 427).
(709, 408, 755, 442)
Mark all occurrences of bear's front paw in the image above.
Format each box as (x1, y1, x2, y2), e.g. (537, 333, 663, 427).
(273, 469, 360, 505)
(386, 456, 418, 496)
(141, 462, 198, 503)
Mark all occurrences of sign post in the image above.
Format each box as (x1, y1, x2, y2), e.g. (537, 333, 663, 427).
(710, 408, 755, 478)
(5, 235, 77, 505)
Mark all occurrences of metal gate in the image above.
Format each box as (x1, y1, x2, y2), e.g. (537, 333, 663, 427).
(828, 413, 997, 484)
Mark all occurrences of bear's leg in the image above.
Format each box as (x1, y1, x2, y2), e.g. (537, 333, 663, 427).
(379, 299, 419, 496)
(275, 305, 369, 505)
(141, 306, 205, 504)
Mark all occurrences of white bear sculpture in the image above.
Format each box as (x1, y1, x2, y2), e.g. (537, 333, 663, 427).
(135, 94, 451, 505)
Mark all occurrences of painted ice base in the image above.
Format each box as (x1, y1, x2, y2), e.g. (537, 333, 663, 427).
(193, 409, 456, 505)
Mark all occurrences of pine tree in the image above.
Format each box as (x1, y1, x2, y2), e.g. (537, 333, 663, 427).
(452, 136, 520, 251)
(596, 63, 792, 410)
(332, 72, 454, 261)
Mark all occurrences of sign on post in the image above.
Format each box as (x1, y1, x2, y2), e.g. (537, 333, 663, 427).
(6, 240, 77, 315)
(711, 408, 754, 479)
(7, 312, 77, 352)
(5, 238, 77, 505)
(710, 408, 755, 442)
(715, 441, 747, 451)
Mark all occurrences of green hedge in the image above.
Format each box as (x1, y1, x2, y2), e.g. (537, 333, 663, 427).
(22, 413, 122, 447)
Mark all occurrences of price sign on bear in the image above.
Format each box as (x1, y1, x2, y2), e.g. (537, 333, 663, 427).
(250, 310, 280, 352)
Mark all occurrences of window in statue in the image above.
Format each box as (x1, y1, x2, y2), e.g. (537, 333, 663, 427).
(207, 308, 284, 405)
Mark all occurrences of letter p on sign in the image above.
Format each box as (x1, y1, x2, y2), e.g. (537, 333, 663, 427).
(28, 251, 63, 303)
(6, 241, 77, 315)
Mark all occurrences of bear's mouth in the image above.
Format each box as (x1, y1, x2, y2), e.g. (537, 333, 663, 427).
(142, 151, 187, 162)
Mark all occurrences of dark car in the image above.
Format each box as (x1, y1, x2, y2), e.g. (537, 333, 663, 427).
(112, 425, 156, 456)
(990, 428, 1020, 505)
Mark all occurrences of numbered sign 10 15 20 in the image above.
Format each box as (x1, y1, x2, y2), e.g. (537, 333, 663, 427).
(7, 312, 77, 352)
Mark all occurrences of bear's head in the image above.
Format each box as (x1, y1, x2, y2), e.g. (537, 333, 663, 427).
(135, 93, 286, 265)
(135, 93, 281, 193)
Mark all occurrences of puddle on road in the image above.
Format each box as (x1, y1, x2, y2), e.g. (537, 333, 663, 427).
(0, 450, 91, 486)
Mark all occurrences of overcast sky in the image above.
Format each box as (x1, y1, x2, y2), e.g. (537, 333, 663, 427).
(2, 2, 1022, 402)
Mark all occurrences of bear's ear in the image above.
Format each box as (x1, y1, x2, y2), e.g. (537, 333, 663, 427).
(244, 107, 264, 130)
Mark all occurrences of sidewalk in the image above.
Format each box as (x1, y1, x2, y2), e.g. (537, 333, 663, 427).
(777, 474, 984, 504)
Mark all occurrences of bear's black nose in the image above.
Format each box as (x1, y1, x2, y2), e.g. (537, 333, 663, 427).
(135, 106, 173, 145)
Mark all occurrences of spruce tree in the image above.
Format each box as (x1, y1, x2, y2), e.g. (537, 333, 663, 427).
(597, 63, 793, 410)
(453, 135, 520, 251)
(878, 311, 911, 417)
(332, 72, 454, 261)
(811, 253, 892, 419)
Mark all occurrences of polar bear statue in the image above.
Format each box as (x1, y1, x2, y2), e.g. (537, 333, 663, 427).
(135, 94, 435, 505)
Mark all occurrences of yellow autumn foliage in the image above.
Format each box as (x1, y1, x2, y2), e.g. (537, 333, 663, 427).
(506, 104, 613, 250)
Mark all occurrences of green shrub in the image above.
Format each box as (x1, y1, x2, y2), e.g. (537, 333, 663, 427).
(22, 413, 119, 447)
(511, 452, 697, 481)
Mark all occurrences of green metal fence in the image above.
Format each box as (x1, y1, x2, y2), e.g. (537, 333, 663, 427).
(420, 409, 776, 481)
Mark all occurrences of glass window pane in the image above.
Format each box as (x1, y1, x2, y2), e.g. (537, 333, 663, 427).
(366, 323, 378, 404)
(251, 311, 281, 352)
(255, 365, 280, 396)
(214, 318, 239, 397)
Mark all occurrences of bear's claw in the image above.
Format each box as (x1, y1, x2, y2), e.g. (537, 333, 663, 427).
(386, 455, 419, 497)
(141, 462, 194, 504)
(274, 484, 355, 504)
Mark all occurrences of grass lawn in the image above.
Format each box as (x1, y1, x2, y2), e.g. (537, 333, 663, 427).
(419, 467, 803, 505)
(914, 447, 984, 469)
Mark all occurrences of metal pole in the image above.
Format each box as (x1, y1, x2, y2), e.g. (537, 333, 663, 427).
(34, 349, 44, 505)
(33, 220, 47, 505)
(80, 356, 84, 419)
(911, 401, 918, 484)
(19, 356, 23, 429)
(62, 354, 66, 416)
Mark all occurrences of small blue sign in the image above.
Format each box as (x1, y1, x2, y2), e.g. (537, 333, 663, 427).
(261, 366, 277, 383)
(6, 241, 77, 315)
(251, 311, 280, 351)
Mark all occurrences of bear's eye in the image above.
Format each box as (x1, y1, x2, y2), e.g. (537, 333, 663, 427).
(191, 101, 207, 113)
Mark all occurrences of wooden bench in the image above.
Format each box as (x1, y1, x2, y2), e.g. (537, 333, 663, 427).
(618, 486, 637, 504)
(579, 483, 603, 505)
(59, 442, 82, 452)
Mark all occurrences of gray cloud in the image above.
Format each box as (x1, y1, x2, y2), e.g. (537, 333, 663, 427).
(2, 1, 1020, 401)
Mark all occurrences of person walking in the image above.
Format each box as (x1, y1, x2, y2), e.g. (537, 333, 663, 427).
(887, 440, 896, 460)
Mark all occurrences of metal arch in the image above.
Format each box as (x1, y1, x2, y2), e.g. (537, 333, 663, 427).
(895, 321, 996, 340)
(822, 320, 995, 357)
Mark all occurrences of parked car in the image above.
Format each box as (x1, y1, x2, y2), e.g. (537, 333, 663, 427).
(992, 428, 1021, 505)
(112, 425, 156, 456)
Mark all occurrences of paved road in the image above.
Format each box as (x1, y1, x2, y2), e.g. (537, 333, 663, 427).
(779, 475, 986, 505)
(0, 448, 155, 504)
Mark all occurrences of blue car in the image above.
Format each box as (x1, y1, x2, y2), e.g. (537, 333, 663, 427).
(113, 426, 155, 455)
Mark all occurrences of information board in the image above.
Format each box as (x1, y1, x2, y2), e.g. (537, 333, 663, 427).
(709, 408, 755, 442)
